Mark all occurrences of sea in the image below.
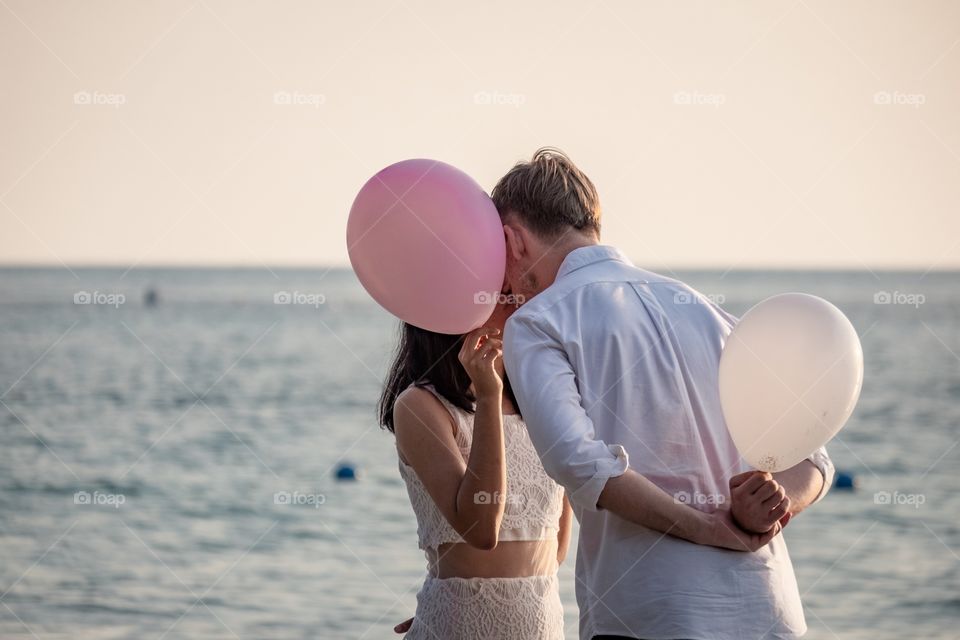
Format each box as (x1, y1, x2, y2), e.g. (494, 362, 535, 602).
(0, 266, 957, 639)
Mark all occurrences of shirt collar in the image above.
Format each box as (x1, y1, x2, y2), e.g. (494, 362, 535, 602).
(556, 244, 634, 279)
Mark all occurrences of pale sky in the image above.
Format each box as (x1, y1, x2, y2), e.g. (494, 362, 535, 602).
(2, 0, 958, 270)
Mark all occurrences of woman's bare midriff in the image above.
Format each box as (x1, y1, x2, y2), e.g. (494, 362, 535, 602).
(426, 538, 559, 579)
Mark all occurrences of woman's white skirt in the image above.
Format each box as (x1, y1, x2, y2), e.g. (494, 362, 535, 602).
(404, 572, 564, 640)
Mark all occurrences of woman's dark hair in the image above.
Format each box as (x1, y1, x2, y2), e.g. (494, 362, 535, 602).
(378, 321, 519, 433)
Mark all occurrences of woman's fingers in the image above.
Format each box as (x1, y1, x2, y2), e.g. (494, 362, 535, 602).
(480, 348, 502, 362)
(466, 327, 500, 351)
(466, 339, 502, 367)
(458, 328, 500, 362)
(459, 328, 500, 359)
(476, 340, 503, 360)
(478, 338, 503, 352)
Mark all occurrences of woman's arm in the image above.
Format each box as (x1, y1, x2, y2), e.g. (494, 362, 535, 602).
(556, 493, 573, 565)
(394, 327, 506, 550)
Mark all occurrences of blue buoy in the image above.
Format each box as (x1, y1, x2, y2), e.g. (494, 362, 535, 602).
(335, 463, 358, 481)
(834, 471, 856, 490)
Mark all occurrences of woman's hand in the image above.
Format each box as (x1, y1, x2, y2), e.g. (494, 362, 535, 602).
(458, 327, 503, 399)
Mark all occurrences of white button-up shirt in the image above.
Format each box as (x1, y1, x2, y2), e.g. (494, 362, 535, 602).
(503, 245, 834, 640)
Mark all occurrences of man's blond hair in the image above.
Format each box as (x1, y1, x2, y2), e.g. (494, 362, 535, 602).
(491, 147, 601, 238)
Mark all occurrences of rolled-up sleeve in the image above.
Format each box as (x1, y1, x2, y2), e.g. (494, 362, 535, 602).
(503, 314, 629, 512)
(807, 445, 835, 504)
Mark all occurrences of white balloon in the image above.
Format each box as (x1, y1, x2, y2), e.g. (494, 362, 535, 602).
(719, 293, 863, 472)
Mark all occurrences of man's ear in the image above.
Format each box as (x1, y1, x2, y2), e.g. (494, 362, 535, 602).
(503, 224, 524, 261)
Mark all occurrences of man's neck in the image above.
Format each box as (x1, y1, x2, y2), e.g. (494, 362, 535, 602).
(534, 232, 600, 291)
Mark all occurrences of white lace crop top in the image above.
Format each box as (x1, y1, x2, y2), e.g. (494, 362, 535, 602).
(397, 385, 565, 551)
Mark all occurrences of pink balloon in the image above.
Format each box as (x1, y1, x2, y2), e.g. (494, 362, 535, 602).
(347, 159, 506, 334)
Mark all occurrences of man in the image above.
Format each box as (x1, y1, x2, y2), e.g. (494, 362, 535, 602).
(496, 148, 834, 639)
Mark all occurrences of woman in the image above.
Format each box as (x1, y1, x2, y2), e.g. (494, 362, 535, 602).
(379, 300, 571, 639)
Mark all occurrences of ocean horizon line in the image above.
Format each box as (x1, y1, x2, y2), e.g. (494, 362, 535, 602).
(0, 263, 956, 274)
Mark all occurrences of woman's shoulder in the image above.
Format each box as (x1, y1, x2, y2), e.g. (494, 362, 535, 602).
(396, 382, 445, 408)
(394, 384, 466, 466)
(394, 385, 459, 432)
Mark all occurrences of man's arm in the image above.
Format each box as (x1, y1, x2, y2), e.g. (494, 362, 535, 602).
(503, 315, 779, 552)
(773, 446, 835, 522)
(598, 469, 780, 550)
(502, 314, 628, 512)
(775, 458, 828, 516)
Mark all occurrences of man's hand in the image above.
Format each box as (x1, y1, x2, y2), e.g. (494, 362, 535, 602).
(729, 471, 791, 534)
(699, 507, 782, 551)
